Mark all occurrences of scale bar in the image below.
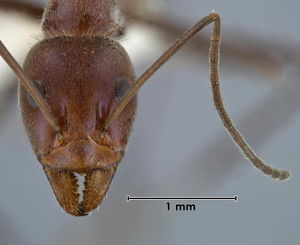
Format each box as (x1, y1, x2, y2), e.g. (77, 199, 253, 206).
(127, 195, 238, 202)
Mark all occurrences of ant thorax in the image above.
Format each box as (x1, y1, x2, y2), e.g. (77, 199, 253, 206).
(42, 0, 124, 38)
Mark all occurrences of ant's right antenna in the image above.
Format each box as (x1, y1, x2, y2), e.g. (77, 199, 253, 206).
(0, 41, 62, 133)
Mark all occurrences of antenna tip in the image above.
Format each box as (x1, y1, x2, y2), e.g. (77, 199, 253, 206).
(278, 170, 290, 181)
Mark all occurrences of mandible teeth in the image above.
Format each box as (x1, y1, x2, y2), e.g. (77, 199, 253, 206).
(74, 172, 87, 203)
(44, 166, 118, 216)
(81, 167, 117, 213)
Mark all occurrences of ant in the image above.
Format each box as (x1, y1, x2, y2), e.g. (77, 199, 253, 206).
(0, 0, 290, 216)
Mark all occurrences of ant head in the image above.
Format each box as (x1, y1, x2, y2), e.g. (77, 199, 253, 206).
(19, 36, 137, 216)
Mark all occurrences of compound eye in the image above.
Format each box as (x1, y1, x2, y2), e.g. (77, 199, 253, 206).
(115, 77, 130, 101)
(26, 80, 46, 108)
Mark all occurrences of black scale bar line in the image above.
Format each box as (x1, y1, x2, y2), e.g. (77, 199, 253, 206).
(127, 195, 238, 202)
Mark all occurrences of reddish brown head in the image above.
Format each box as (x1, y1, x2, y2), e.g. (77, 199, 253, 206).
(19, 36, 137, 216)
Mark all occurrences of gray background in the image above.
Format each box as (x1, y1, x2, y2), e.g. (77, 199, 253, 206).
(0, 0, 299, 244)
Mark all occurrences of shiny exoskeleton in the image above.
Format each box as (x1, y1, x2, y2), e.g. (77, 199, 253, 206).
(0, 0, 290, 217)
(20, 0, 136, 216)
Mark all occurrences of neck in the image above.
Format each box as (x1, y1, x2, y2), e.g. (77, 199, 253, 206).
(42, 0, 124, 37)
